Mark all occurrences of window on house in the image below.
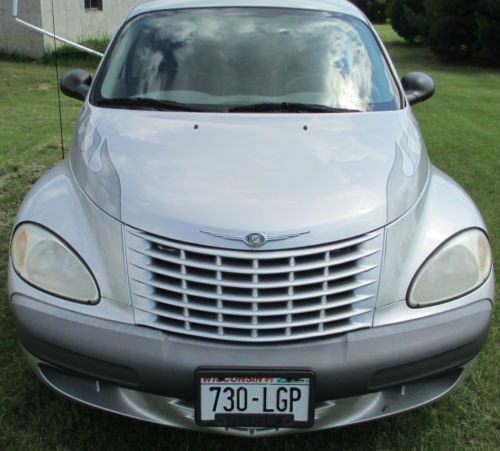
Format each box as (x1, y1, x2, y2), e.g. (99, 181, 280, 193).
(85, 0, 102, 10)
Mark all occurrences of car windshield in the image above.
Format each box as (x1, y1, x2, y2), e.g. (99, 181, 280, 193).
(93, 8, 401, 113)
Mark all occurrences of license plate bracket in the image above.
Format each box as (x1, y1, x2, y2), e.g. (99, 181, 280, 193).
(195, 369, 315, 428)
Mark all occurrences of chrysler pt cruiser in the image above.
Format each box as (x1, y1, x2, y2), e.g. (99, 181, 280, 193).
(8, 0, 494, 437)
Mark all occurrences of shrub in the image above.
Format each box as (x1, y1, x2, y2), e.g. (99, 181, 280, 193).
(351, 0, 388, 23)
(387, 0, 427, 43)
(425, 0, 481, 59)
(476, 0, 500, 62)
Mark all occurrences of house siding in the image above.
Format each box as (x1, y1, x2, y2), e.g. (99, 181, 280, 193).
(39, 0, 138, 50)
(0, 0, 138, 58)
(0, 0, 45, 57)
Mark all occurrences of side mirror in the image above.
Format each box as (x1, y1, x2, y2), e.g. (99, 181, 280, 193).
(60, 69, 92, 102)
(401, 72, 435, 106)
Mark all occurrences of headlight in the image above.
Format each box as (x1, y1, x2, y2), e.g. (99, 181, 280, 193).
(11, 223, 99, 304)
(408, 229, 492, 308)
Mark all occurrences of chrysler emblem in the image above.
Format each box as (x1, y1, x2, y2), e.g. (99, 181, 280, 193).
(201, 230, 310, 248)
(246, 233, 266, 248)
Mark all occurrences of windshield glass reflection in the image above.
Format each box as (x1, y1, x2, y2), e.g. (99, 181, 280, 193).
(96, 8, 400, 112)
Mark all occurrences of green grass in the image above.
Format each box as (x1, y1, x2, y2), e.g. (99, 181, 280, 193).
(0, 25, 498, 450)
(41, 38, 109, 65)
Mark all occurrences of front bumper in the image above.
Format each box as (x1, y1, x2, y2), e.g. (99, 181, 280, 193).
(26, 352, 473, 437)
(11, 294, 492, 435)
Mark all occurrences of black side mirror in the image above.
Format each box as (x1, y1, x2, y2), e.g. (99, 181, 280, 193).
(401, 72, 435, 106)
(60, 69, 92, 102)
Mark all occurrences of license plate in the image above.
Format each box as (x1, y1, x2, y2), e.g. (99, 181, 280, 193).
(195, 370, 315, 428)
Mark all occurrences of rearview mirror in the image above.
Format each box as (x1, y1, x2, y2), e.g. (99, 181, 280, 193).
(60, 69, 92, 102)
(401, 72, 435, 106)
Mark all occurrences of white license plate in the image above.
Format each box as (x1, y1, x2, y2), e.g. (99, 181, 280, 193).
(196, 371, 314, 428)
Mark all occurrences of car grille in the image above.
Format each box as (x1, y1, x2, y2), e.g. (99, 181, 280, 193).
(126, 228, 383, 344)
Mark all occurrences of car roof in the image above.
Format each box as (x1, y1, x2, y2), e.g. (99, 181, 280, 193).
(128, 0, 366, 21)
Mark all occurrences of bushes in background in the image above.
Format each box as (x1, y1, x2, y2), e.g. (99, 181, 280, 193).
(425, 0, 481, 59)
(351, 0, 388, 23)
(386, 0, 426, 43)
(476, 0, 500, 62)
(351, 0, 500, 63)
(386, 0, 500, 62)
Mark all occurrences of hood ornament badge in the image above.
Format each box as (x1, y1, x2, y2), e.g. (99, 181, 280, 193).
(201, 230, 310, 248)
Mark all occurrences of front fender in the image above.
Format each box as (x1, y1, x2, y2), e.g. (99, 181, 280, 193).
(377, 166, 494, 312)
(8, 161, 131, 310)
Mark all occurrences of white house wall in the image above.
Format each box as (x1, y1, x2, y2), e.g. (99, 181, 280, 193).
(0, 0, 45, 57)
(40, 0, 138, 51)
(1, 0, 138, 58)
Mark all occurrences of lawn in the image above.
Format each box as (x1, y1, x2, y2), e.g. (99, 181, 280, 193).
(0, 25, 498, 450)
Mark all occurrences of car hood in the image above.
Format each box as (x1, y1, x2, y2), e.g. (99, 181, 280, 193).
(71, 105, 429, 249)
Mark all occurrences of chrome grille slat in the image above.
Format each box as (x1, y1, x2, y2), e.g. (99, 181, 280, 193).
(134, 305, 373, 330)
(131, 247, 379, 275)
(126, 228, 383, 343)
(129, 229, 381, 259)
(131, 315, 369, 343)
(132, 276, 376, 303)
(133, 292, 374, 316)
(130, 261, 377, 289)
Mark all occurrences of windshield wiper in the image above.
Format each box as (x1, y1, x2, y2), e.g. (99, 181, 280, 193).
(229, 102, 361, 113)
(95, 97, 208, 112)
(95, 98, 361, 114)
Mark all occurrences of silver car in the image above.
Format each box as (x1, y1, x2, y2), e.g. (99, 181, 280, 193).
(8, 0, 494, 438)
